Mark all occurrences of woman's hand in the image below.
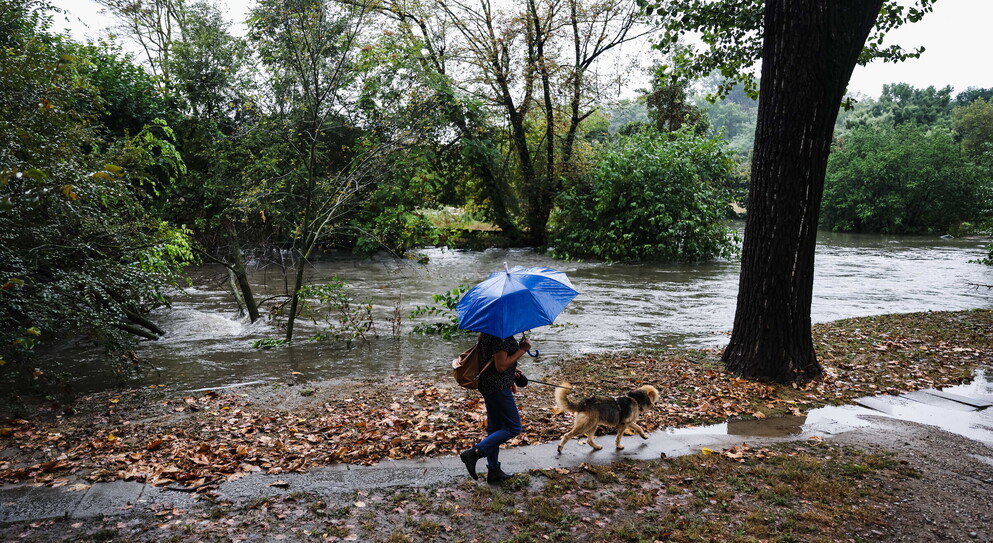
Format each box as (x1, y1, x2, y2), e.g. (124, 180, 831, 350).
(520, 338, 532, 353)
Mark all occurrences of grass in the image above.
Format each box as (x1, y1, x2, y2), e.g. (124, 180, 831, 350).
(1, 438, 935, 543)
(419, 206, 498, 231)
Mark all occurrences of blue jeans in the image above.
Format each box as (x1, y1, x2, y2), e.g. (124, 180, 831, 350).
(475, 387, 522, 469)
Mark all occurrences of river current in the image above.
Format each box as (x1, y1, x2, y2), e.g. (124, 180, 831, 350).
(50, 230, 993, 393)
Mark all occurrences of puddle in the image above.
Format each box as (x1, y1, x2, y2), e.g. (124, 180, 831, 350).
(658, 368, 993, 445)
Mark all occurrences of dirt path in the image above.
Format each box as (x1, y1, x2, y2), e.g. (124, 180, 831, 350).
(834, 417, 993, 542)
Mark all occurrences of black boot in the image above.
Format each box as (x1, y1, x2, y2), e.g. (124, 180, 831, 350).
(486, 464, 513, 484)
(459, 448, 483, 480)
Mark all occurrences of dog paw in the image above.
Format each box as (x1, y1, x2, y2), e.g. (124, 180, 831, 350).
(616, 445, 625, 450)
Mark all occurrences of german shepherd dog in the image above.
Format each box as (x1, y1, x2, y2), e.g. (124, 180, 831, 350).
(554, 384, 659, 453)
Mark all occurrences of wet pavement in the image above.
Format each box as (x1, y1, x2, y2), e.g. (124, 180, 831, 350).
(2, 374, 991, 525)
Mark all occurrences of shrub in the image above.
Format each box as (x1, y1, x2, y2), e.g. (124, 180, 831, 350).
(822, 124, 989, 234)
(549, 128, 739, 262)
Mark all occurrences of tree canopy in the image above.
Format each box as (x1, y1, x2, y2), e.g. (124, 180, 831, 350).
(4, 0, 991, 393)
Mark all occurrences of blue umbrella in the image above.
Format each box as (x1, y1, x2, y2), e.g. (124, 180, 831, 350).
(456, 265, 579, 343)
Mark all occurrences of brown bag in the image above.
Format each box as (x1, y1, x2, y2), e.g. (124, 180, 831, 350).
(452, 343, 493, 389)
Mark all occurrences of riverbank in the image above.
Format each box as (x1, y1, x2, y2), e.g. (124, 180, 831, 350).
(2, 309, 992, 541)
(2, 310, 990, 490)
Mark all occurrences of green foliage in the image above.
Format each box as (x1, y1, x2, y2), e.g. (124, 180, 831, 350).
(694, 78, 758, 158)
(0, 0, 192, 375)
(347, 139, 449, 255)
(872, 83, 953, 126)
(409, 286, 470, 339)
(822, 123, 989, 234)
(111, 119, 188, 213)
(607, 99, 649, 135)
(167, 1, 249, 120)
(298, 277, 376, 346)
(550, 128, 740, 262)
(347, 31, 511, 253)
(252, 338, 289, 350)
(64, 39, 171, 138)
(643, 0, 937, 100)
(351, 200, 438, 256)
(978, 245, 993, 266)
(953, 98, 993, 161)
(645, 60, 709, 135)
(956, 87, 993, 107)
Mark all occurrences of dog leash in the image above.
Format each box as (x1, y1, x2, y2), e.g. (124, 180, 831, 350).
(525, 378, 571, 389)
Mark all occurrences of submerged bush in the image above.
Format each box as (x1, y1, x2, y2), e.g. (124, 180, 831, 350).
(822, 123, 990, 234)
(409, 285, 470, 339)
(549, 128, 739, 262)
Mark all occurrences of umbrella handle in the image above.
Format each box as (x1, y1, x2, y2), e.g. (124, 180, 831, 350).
(519, 332, 538, 357)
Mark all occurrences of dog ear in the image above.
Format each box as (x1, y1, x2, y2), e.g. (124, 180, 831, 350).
(640, 385, 659, 405)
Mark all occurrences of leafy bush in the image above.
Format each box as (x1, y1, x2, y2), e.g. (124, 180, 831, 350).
(298, 278, 376, 346)
(409, 286, 470, 338)
(822, 124, 989, 234)
(549, 128, 739, 262)
(979, 245, 993, 266)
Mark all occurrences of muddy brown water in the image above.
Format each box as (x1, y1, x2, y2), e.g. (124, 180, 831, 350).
(45, 229, 993, 394)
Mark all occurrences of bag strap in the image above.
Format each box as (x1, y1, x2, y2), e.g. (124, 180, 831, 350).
(469, 357, 494, 386)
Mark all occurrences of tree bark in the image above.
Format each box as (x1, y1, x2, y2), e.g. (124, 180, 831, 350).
(118, 323, 160, 341)
(722, 0, 883, 383)
(526, 0, 557, 247)
(225, 222, 260, 323)
(124, 309, 165, 336)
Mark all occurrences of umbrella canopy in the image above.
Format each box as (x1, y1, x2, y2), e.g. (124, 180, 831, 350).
(456, 265, 579, 339)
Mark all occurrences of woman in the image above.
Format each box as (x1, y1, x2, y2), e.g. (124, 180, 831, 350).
(459, 332, 532, 484)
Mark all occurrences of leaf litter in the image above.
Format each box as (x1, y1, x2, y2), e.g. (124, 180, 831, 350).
(1, 309, 990, 492)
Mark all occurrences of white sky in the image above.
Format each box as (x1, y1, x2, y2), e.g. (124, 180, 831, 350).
(49, 0, 992, 99)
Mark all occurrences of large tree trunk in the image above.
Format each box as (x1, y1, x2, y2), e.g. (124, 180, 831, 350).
(722, 0, 883, 383)
(527, 0, 557, 248)
(506, 107, 543, 244)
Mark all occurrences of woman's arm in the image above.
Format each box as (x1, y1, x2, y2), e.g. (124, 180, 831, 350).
(493, 338, 531, 372)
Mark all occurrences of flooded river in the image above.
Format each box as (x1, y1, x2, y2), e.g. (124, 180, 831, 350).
(55, 230, 993, 392)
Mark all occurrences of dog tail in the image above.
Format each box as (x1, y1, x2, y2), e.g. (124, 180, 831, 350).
(553, 383, 579, 414)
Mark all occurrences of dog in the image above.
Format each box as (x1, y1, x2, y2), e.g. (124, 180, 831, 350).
(554, 383, 659, 453)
